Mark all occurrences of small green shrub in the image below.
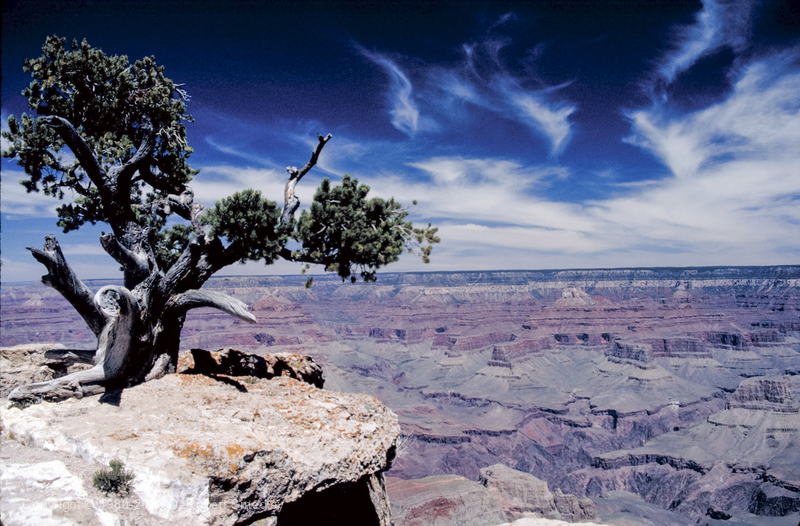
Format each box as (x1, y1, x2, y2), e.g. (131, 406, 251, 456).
(92, 459, 134, 495)
(8, 397, 38, 410)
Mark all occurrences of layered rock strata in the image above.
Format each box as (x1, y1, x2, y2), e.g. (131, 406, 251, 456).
(386, 463, 596, 526)
(479, 463, 596, 523)
(562, 375, 800, 522)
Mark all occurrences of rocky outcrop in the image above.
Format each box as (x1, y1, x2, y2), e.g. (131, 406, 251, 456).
(479, 464, 596, 523)
(726, 375, 798, 412)
(0, 343, 95, 397)
(179, 347, 325, 388)
(486, 347, 514, 369)
(644, 337, 710, 358)
(1, 347, 399, 526)
(386, 464, 595, 526)
(386, 474, 508, 526)
(749, 482, 800, 516)
(605, 340, 653, 364)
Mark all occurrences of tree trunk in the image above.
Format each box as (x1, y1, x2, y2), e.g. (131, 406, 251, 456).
(8, 238, 256, 402)
(8, 133, 331, 403)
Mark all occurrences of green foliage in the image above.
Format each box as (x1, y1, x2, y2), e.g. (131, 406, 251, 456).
(92, 459, 134, 495)
(201, 189, 288, 263)
(1, 36, 197, 231)
(292, 175, 440, 282)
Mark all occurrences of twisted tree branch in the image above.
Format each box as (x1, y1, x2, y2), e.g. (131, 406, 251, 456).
(110, 117, 157, 185)
(26, 235, 106, 336)
(99, 230, 153, 289)
(134, 165, 186, 195)
(7, 285, 140, 402)
(38, 115, 105, 191)
(164, 290, 257, 323)
(281, 133, 332, 224)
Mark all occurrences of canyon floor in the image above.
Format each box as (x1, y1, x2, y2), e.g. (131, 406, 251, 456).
(2, 266, 799, 525)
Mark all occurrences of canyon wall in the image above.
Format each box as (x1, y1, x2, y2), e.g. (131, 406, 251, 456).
(3, 266, 799, 524)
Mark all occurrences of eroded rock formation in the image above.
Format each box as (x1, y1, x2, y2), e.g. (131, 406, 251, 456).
(563, 374, 800, 522)
(386, 463, 596, 526)
(3, 266, 799, 524)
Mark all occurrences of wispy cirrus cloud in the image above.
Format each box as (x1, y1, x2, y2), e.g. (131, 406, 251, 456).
(185, 43, 800, 273)
(659, 0, 754, 83)
(358, 48, 800, 269)
(628, 49, 800, 178)
(357, 28, 577, 155)
(205, 136, 275, 166)
(502, 84, 575, 156)
(372, 157, 596, 235)
(358, 48, 425, 137)
(428, 41, 576, 156)
(0, 168, 59, 218)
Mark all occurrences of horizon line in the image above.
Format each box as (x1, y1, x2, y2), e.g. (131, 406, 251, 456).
(3, 263, 799, 288)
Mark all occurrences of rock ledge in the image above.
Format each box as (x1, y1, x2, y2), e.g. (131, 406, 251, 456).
(2, 361, 399, 526)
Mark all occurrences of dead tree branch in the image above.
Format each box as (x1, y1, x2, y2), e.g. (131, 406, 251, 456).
(281, 133, 332, 224)
(26, 236, 106, 336)
(8, 285, 140, 402)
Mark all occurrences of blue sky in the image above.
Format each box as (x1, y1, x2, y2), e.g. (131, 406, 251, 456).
(2, 0, 799, 283)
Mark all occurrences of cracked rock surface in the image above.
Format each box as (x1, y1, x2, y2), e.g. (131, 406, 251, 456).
(2, 365, 399, 526)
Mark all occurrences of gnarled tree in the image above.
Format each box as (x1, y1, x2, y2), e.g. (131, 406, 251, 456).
(3, 36, 439, 402)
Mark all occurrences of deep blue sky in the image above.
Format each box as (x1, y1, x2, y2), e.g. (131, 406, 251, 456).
(2, 0, 799, 282)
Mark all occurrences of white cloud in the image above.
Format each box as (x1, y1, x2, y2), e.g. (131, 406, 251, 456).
(627, 51, 800, 178)
(357, 37, 576, 154)
(354, 50, 800, 270)
(0, 168, 60, 218)
(505, 89, 575, 156)
(359, 49, 423, 136)
(190, 165, 293, 209)
(659, 0, 754, 83)
(205, 136, 274, 166)
(441, 223, 607, 253)
(60, 244, 109, 256)
(390, 157, 587, 231)
(428, 44, 576, 156)
(1, 256, 122, 284)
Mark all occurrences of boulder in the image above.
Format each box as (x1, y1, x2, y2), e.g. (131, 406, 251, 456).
(179, 347, 324, 388)
(1, 350, 399, 526)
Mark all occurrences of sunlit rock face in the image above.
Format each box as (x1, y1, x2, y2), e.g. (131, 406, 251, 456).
(1, 348, 398, 526)
(2, 266, 799, 523)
